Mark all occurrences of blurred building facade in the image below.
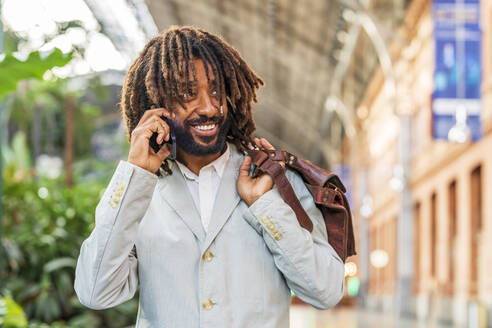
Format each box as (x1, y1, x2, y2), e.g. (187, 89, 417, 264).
(349, 0, 492, 326)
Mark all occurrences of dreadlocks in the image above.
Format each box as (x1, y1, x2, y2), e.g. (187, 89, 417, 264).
(120, 25, 264, 176)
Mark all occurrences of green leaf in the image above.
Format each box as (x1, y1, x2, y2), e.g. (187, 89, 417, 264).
(11, 131, 31, 170)
(34, 292, 61, 323)
(43, 257, 76, 273)
(68, 312, 101, 328)
(0, 297, 28, 328)
(0, 48, 72, 100)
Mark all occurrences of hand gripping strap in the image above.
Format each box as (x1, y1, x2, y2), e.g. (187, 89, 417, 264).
(248, 150, 313, 232)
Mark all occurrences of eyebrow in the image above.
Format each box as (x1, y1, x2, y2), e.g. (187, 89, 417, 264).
(178, 79, 218, 89)
(178, 81, 198, 89)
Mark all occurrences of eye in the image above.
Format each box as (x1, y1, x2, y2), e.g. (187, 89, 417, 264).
(211, 89, 218, 97)
(181, 89, 195, 100)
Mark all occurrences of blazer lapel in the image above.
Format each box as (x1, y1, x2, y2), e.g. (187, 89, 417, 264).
(201, 147, 243, 253)
(157, 161, 206, 242)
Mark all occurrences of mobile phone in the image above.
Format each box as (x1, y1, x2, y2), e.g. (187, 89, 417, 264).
(149, 115, 176, 160)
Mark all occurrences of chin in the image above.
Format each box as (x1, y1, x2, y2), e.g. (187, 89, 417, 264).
(194, 134, 218, 145)
(179, 133, 225, 156)
(172, 115, 231, 156)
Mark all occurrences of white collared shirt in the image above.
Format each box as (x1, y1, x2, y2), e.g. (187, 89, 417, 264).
(176, 144, 231, 232)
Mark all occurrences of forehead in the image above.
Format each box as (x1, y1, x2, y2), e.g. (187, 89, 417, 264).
(184, 58, 216, 85)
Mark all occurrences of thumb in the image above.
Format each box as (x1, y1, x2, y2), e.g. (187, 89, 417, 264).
(238, 156, 251, 178)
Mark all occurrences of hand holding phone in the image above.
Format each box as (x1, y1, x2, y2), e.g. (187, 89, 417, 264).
(149, 116, 176, 159)
(127, 107, 174, 174)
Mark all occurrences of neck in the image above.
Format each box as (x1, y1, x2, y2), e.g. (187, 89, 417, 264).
(176, 144, 227, 175)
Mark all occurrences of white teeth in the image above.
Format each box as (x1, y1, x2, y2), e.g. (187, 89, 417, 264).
(195, 124, 216, 131)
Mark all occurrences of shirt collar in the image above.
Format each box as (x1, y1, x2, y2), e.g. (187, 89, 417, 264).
(176, 143, 231, 181)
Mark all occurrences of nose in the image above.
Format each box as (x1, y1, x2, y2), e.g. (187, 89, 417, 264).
(195, 90, 217, 117)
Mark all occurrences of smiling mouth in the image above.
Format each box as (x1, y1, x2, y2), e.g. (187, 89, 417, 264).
(190, 123, 218, 137)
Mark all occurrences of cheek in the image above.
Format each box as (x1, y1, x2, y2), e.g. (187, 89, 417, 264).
(171, 104, 190, 120)
(170, 115, 185, 127)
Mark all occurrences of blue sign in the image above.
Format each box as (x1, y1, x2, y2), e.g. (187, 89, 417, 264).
(432, 0, 482, 141)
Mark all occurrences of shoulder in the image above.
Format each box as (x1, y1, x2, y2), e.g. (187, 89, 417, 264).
(285, 167, 303, 184)
(284, 167, 313, 201)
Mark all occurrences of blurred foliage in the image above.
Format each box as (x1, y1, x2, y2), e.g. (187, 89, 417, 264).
(1, 16, 135, 327)
(2, 131, 32, 176)
(0, 296, 28, 328)
(5, 76, 105, 161)
(0, 49, 72, 101)
(1, 132, 138, 327)
(3, 29, 25, 54)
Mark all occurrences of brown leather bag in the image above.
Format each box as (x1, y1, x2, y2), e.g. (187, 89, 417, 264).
(247, 148, 356, 262)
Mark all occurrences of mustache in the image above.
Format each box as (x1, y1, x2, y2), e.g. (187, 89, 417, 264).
(185, 115, 223, 126)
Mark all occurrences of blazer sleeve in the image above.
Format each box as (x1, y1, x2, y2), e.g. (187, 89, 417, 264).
(242, 169, 345, 309)
(74, 160, 158, 310)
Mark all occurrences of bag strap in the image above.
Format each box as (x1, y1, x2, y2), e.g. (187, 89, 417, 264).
(247, 149, 313, 232)
(341, 192, 356, 257)
(248, 148, 357, 260)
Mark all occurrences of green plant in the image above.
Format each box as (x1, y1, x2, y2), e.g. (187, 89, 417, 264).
(2, 132, 137, 327)
(5, 77, 103, 162)
(0, 21, 135, 327)
(0, 48, 72, 101)
(0, 296, 28, 328)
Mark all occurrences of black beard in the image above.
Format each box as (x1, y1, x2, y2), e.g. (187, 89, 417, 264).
(169, 114, 231, 156)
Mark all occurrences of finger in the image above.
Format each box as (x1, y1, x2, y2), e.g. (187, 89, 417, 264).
(238, 156, 252, 177)
(146, 118, 168, 135)
(259, 137, 283, 167)
(154, 115, 171, 142)
(140, 107, 175, 125)
(141, 120, 167, 142)
(147, 109, 174, 121)
(151, 116, 171, 142)
(154, 107, 175, 119)
(260, 138, 275, 150)
(253, 137, 261, 148)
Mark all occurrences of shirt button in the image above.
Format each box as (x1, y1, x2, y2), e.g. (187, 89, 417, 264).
(202, 250, 214, 262)
(202, 298, 214, 310)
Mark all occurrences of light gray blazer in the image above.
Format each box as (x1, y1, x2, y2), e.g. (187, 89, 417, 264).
(74, 144, 344, 327)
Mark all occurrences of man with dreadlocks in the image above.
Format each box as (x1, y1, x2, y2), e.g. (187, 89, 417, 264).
(74, 25, 344, 327)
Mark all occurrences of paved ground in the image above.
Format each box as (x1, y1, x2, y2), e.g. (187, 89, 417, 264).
(289, 306, 450, 328)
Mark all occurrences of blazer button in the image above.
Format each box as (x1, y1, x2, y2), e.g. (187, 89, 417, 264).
(202, 298, 214, 310)
(202, 251, 214, 262)
(110, 198, 119, 208)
